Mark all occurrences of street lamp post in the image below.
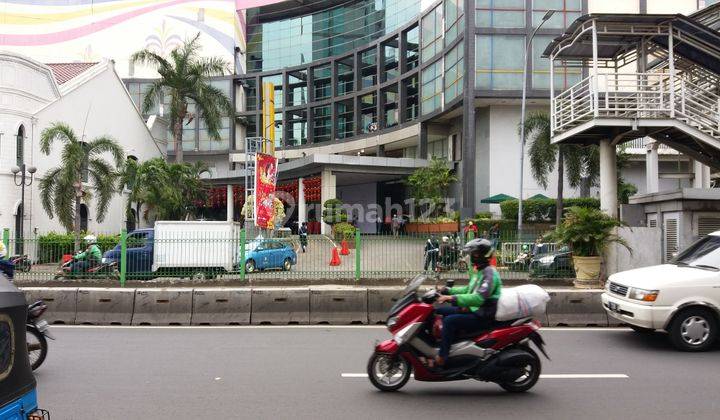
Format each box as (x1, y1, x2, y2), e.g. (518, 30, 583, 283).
(518, 9, 556, 233)
(11, 164, 37, 249)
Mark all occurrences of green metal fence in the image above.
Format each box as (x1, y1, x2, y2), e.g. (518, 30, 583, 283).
(2, 226, 574, 284)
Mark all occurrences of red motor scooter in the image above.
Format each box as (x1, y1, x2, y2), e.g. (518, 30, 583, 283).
(367, 275, 549, 393)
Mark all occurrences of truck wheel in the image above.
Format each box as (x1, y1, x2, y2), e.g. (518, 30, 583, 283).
(191, 271, 207, 281)
(283, 258, 292, 271)
(669, 308, 717, 352)
(245, 260, 256, 273)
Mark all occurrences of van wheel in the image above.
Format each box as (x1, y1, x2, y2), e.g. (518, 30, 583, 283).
(245, 260, 256, 273)
(283, 258, 292, 271)
(669, 308, 717, 352)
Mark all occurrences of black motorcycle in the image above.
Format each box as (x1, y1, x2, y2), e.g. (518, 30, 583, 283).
(27, 300, 53, 370)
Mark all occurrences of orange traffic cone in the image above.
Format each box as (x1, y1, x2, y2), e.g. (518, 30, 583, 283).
(329, 247, 342, 266)
(340, 239, 350, 255)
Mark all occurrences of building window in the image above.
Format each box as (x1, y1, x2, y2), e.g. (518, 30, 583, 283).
(405, 25, 420, 71)
(475, 34, 525, 90)
(16, 125, 24, 166)
(532, 35, 582, 89)
(475, 0, 525, 28)
(313, 65, 332, 101)
(421, 60, 443, 115)
(261, 75, 284, 109)
(444, 41, 464, 103)
(444, 0, 465, 46)
(428, 137, 449, 159)
(199, 80, 232, 151)
(421, 5, 443, 62)
(383, 85, 399, 128)
(182, 101, 197, 152)
(403, 75, 419, 121)
(287, 70, 307, 107)
(382, 38, 400, 82)
(286, 109, 307, 146)
(313, 105, 332, 143)
(244, 78, 258, 111)
(531, 0, 581, 30)
(80, 204, 89, 232)
(359, 92, 378, 134)
(336, 100, 355, 139)
(360, 48, 377, 89)
(336, 56, 354, 96)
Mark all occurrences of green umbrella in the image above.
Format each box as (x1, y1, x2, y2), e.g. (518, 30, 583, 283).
(480, 193, 516, 204)
(528, 193, 551, 200)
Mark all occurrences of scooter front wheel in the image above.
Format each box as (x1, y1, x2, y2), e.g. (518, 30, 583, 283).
(367, 353, 411, 392)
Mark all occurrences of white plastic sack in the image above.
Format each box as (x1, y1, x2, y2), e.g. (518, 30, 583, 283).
(495, 285, 551, 321)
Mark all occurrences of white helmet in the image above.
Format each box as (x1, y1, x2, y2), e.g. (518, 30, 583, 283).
(83, 234, 97, 244)
(442, 236, 449, 242)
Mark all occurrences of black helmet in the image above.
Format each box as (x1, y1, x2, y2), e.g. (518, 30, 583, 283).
(463, 238, 494, 267)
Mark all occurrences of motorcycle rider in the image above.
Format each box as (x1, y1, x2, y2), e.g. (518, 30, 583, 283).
(71, 234, 102, 274)
(435, 238, 502, 366)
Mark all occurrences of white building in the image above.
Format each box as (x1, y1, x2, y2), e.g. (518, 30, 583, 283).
(0, 51, 165, 240)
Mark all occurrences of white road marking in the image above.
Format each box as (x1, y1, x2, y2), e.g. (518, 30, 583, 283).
(49, 325, 632, 331)
(342, 373, 629, 379)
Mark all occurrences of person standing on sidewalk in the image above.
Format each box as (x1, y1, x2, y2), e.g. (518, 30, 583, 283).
(299, 222, 309, 253)
(424, 235, 439, 272)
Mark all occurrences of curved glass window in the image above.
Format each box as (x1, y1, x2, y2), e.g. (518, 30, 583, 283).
(421, 5, 443, 62)
(421, 59, 443, 114)
(247, 0, 421, 72)
(0, 315, 14, 381)
(444, 41, 464, 103)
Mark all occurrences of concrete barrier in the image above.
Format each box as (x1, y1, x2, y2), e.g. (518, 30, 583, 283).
(251, 288, 309, 325)
(310, 288, 367, 324)
(21, 287, 77, 325)
(367, 287, 402, 324)
(75, 288, 135, 325)
(545, 290, 608, 326)
(191, 288, 251, 325)
(131, 288, 193, 326)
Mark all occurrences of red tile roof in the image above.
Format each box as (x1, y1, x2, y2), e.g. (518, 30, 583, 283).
(45, 62, 98, 85)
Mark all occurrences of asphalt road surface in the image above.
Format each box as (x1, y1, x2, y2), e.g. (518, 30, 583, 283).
(35, 326, 720, 419)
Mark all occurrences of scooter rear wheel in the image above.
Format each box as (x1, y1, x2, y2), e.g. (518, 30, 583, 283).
(26, 326, 48, 371)
(367, 353, 411, 392)
(498, 346, 541, 393)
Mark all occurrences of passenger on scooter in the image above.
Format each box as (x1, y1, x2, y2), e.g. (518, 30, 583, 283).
(71, 234, 102, 274)
(434, 238, 502, 366)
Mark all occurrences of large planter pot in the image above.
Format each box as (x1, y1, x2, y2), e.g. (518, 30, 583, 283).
(572, 256, 602, 288)
(405, 223, 419, 233)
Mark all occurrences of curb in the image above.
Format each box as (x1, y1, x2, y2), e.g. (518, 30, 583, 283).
(20, 287, 609, 327)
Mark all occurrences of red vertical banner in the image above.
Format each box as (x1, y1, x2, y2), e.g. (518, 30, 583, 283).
(255, 153, 278, 229)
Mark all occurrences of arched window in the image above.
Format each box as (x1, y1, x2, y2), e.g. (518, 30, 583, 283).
(80, 204, 89, 232)
(16, 125, 24, 166)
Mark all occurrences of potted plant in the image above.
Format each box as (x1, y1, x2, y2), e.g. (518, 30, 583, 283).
(405, 157, 458, 233)
(551, 206, 631, 288)
(322, 198, 347, 232)
(332, 222, 358, 247)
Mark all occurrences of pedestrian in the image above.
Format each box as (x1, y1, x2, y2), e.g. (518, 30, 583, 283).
(0, 240, 14, 279)
(463, 220, 478, 241)
(299, 222, 309, 253)
(489, 222, 501, 249)
(424, 235, 439, 272)
(391, 214, 401, 237)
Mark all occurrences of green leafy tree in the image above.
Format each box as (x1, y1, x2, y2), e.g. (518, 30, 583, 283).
(131, 33, 234, 163)
(39, 122, 124, 251)
(523, 112, 599, 224)
(129, 158, 209, 221)
(406, 157, 458, 218)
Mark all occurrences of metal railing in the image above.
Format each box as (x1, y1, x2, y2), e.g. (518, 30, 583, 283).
(551, 71, 720, 141)
(1, 227, 573, 283)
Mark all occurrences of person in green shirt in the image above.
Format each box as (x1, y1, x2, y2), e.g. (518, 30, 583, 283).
(434, 238, 502, 366)
(72, 234, 102, 274)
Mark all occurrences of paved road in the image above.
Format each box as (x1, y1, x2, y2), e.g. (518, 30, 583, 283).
(35, 326, 720, 419)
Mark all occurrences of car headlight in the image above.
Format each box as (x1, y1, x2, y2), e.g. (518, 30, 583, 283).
(539, 256, 554, 264)
(628, 287, 659, 302)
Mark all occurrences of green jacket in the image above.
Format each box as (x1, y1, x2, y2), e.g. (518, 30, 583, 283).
(448, 266, 502, 312)
(76, 244, 102, 263)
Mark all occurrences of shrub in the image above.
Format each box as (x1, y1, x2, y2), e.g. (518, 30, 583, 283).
(37, 232, 120, 263)
(322, 199, 347, 225)
(332, 222, 357, 241)
(500, 198, 600, 222)
(475, 211, 493, 220)
(550, 207, 630, 257)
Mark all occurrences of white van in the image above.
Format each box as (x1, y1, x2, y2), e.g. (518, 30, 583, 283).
(602, 232, 720, 351)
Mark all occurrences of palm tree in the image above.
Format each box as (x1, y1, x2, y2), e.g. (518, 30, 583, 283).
(39, 122, 124, 251)
(523, 112, 599, 224)
(118, 157, 142, 229)
(130, 33, 234, 163)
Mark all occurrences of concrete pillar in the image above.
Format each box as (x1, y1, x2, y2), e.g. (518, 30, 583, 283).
(320, 169, 336, 235)
(693, 160, 710, 189)
(646, 140, 659, 193)
(298, 177, 307, 224)
(599, 139, 618, 217)
(226, 185, 234, 222)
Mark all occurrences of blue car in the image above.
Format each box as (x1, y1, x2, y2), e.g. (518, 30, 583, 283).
(243, 239, 297, 273)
